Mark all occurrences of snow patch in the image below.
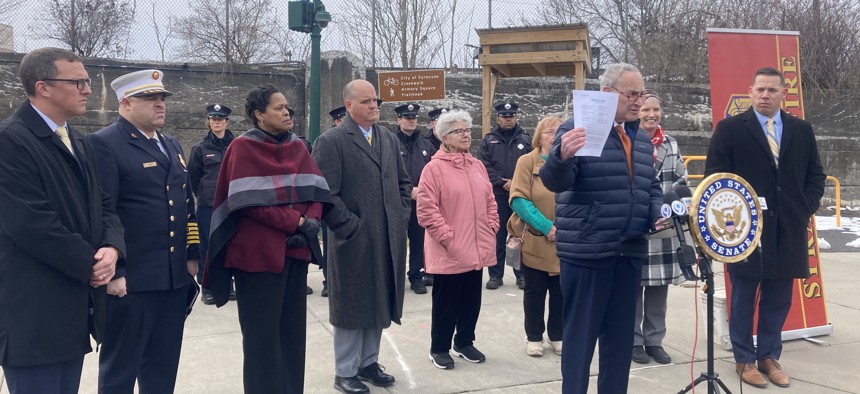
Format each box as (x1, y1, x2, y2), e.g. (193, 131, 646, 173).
(818, 238, 831, 250)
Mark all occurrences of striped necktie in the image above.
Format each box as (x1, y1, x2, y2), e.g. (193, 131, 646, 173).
(366, 131, 373, 145)
(55, 125, 74, 156)
(766, 119, 779, 168)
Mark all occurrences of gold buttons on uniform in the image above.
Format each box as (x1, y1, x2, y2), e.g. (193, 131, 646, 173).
(170, 231, 175, 237)
(170, 215, 175, 221)
(169, 200, 174, 206)
(182, 184, 186, 189)
(166, 185, 170, 191)
(170, 246, 175, 252)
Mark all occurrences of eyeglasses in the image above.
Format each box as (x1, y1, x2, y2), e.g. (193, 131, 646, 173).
(608, 87, 646, 103)
(541, 130, 557, 135)
(43, 78, 92, 90)
(447, 128, 471, 137)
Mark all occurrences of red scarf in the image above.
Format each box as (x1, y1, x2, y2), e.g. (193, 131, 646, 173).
(649, 125, 665, 164)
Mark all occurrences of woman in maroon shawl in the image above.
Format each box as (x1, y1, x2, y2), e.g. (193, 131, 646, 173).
(203, 84, 331, 393)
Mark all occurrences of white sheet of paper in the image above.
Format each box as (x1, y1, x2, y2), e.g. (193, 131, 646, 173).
(572, 90, 618, 157)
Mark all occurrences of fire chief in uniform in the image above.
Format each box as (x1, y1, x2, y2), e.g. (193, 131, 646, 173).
(87, 69, 200, 393)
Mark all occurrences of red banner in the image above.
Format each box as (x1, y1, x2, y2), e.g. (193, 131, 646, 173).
(707, 29, 831, 339)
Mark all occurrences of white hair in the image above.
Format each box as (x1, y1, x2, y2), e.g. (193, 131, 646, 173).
(434, 109, 473, 140)
(600, 63, 641, 89)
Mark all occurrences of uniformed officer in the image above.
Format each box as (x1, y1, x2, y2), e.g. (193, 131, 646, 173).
(394, 103, 437, 294)
(478, 102, 531, 290)
(87, 69, 199, 393)
(188, 104, 235, 305)
(426, 107, 448, 150)
(330, 106, 347, 127)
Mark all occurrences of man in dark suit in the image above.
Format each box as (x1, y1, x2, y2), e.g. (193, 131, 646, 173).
(312, 80, 412, 394)
(705, 67, 825, 389)
(0, 47, 125, 394)
(393, 102, 437, 294)
(87, 69, 200, 393)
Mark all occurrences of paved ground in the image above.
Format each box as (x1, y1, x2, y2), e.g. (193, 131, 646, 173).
(2, 252, 858, 393)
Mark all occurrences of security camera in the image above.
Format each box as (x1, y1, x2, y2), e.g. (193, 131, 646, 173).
(315, 10, 331, 28)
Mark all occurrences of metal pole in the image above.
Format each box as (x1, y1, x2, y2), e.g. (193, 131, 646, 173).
(488, 0, 492, 28)
(226, 0, 231, 63)
(372, 0, 377, 68)
(309, 0, 323, 142)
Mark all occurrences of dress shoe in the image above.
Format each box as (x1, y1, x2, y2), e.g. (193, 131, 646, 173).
(429, 352, 455, 370)
(228, 282, 237, 301)
(422, 274, 434, 286)
(334, 375, 369, 394)
(758, 357, 790, 387)
(736, 362, 768, 388)
(516, 277, 525, 290)
(306, 285, 313, 295)
(452, 344, 486, 363)
(201, 291, 215, 305)
(321, 286, 329, 297)
(410, 280, 427, 294)
(357, 362, 395, 387)
(486, 277, 503, 290)
(632, 345, 650, 364)
(549, 340, 562, 356)
(645, 346, 672, 364)
(526, 341, 544, 357)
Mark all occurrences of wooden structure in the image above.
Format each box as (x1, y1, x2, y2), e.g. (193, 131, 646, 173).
(476, 24, 591, 134)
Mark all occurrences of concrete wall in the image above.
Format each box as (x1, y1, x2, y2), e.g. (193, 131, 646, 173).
(0, 52, 855, 205)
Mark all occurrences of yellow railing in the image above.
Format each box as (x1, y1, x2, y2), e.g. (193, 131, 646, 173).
(682, 156, 841, 227)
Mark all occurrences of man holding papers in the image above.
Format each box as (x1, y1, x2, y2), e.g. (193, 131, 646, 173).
(539, 63, 664, 394)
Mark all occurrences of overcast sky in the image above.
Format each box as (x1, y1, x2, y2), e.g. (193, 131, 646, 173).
(2, 0, 543, 63)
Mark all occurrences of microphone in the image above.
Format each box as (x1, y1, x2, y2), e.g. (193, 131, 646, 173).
(663, 190, 698, 280)
(674, 184, 693, 212)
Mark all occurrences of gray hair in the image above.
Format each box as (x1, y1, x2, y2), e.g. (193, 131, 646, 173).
(434, 109, 472, 140)
(19, 47, 82, 97)
(600, 63, 640, 89)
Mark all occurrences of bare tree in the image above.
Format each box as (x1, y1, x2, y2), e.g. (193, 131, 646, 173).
(0, 0, 24, 16)
(149, 0, 174, 62)
(175, 0, 307, 64)
(38, 0, 136, 58)
(334, 0, 448, 68)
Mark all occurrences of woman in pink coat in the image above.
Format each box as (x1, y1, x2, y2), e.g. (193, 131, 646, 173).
(417, 109, 499, 371)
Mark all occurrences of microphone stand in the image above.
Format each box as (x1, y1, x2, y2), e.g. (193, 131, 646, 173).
(678, 245, 732, 394)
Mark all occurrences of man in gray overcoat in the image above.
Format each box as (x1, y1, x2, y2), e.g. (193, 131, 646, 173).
(312, 79, 412, 394)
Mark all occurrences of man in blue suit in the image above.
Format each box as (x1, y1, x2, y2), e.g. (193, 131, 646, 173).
(87, 69, 199, 393)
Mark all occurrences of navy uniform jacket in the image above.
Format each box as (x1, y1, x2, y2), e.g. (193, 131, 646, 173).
(478, 124, 532, 195)
(188, 130, 235, 207)
(88, 117, 199, 292)
(395, 127, 437, 186)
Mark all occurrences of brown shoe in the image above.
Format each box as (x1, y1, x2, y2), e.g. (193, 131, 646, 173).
(758, 358, 791, 387)
(736, 362, 768, 388)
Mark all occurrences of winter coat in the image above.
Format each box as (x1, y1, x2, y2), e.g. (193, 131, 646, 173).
(312, 115, 412, 329)
(705, 108, 825, 279)
(188, 130, 235, 207)
(507, 149, 560, 274)
(417, 150, 499, 275)
(478, 124, 532, 195)
(540, 119, 663, 267)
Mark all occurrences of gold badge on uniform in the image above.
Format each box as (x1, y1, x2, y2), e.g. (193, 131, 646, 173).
(143, 161, 157, 168)
(152, 71, 160, 80)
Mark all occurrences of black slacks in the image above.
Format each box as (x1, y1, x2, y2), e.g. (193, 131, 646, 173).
(522, 264, 563, 342)
(407, 200, 426, 282)
(430, 269, 483, 353)
(3, 356, 84, 394)
(234, 258, 308, 394)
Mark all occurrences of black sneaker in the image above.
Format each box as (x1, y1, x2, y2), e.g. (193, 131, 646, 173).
(645, 346, 672, 364)
(201, 291, 215, 305)
(452, 345, 485, 363)
(410, 280, 427, 294)
(516, 277, 525, 290)
(632, 345, 650, 364)
(422, 275, 434, 286)
(429, 352, 455, 370)
(486, 277, 503, 290)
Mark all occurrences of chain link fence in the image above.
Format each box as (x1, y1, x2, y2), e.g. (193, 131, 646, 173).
(0, 0, 544, 67)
